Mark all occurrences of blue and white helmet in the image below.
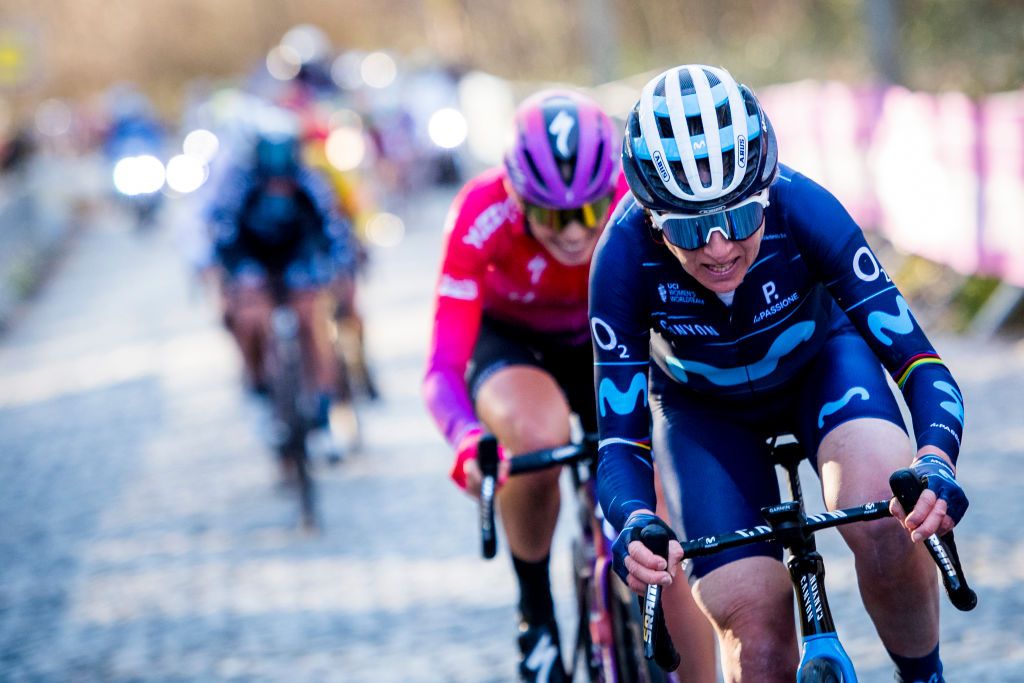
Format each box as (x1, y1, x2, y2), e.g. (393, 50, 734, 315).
(622, 64, 778, 213)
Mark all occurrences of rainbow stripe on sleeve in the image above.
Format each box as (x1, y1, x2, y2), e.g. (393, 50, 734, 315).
(598, 436, 652, 452)
(894, 353, 946, 389)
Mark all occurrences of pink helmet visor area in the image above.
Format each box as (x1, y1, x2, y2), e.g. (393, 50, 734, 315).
(504, 90, 619, 210)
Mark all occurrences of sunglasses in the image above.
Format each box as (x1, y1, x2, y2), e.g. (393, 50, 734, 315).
(523, 192, 616, 233)
(650, 190, 770, 250)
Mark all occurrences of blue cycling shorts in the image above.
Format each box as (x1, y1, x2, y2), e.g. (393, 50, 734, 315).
(225, 250, 337, 293)
(650, 323, 907, 579)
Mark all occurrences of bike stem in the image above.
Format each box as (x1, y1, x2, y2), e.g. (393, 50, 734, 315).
(760, 501, 839, 637)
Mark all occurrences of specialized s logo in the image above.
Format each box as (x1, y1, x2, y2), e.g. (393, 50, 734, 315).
(598, 373, 647, 417)
(548, 110, 575, 158)
(527, 254, 547, 285)
(867, 295, 915, 346)
(652, 150, 672, 183)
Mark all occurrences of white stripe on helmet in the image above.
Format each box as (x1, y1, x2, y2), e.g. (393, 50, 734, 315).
(641, 64, 750, 204)
(638, 73, 684, 198)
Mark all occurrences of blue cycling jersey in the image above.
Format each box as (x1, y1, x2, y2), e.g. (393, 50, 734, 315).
(208, 164, 355, 286)
(590, 166, 965, 532)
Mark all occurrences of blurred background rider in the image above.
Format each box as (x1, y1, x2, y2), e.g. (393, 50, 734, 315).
(208, 113, 357, 464)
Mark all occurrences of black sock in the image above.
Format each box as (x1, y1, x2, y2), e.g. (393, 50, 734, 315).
(888, 643, 943, 683)
(512, 554, 554, 627)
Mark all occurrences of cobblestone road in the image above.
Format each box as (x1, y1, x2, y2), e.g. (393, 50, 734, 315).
(1, 192, 1022, 682)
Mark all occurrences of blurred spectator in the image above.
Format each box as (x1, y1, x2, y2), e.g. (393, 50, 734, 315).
(0, 125, 37, 176)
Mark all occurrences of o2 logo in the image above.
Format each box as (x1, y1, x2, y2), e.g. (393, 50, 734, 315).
(591, 317, 630, 359)
(852, 246, 891, 283)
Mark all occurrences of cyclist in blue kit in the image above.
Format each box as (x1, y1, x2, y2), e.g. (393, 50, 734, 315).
(590, 64, 968, 683)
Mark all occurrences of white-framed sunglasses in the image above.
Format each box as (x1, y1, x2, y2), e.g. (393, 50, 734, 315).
(650, 189, 770, 250)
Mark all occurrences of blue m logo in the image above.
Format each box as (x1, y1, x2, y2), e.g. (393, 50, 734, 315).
(598, 373, 648, 417)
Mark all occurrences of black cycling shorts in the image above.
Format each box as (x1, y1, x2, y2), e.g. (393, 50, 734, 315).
(467, 316, 597, 432)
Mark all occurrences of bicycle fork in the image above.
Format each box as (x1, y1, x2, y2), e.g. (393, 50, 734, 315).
(762, 501, 858, 681)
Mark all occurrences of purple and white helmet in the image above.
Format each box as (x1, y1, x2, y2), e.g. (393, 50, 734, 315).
(504, 89, 619, 209)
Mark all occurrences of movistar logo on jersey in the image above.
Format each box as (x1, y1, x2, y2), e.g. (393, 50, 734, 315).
(652, 150, 671, 183)
(867, 295, 915, 345)
(818, 386, 869, 428)
(934, 380, 964, 428)
(462, 197, 517, 249)
(598, 373, 648, 417)
(665, 320, 815, 386)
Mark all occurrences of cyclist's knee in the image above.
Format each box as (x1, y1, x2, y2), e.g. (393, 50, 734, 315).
(844, 515, 916, 576)
(232, 292, 271, 334)
(711, 591, 797, 681)
(288, 290, 320, 318)
(694, 557, 794, 647)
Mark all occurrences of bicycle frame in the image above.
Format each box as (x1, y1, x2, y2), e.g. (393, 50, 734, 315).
(670, 438, 975, 681)
(478, 435, 676, 682)
(264, 281, 319, 530)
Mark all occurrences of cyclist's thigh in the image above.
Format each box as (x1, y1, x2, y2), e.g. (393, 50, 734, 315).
(228, 270, 273, 324)
(329, 274, 357, 318)
(469, 318, 572, 451)
(286, 287, 329, 322)
(650, 380, 784, 579)
(794, 329, 913, 505)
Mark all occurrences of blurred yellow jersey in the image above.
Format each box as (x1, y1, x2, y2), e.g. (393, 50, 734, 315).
(303, 142, 374, 241)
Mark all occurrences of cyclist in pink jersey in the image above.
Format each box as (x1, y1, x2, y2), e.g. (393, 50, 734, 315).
(423, 90, 716, 683)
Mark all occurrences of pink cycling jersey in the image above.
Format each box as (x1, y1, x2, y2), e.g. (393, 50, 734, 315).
(423, 167, 627, 448)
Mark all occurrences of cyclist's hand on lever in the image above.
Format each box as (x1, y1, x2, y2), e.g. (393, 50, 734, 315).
(450, 428, 509, 500)
(611, 511, 684, 594)
(890, 449, 969, 542)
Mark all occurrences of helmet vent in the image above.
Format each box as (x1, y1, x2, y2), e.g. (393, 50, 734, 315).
(522, 146, 548, 191)
(703, 69, 721, 88)
(589, 137, 606, 184)
(669, 159, 692, 194)
(657, 116, 673, 139)
(721, 149, 736, 184)
(558, 156, 577, 185)
(716, 103, 732, 129)
(686, 114, 704, 138)
(677, 70, 695, 94)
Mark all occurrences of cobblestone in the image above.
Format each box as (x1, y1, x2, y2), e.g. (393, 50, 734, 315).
(0, 196, 1022, 682)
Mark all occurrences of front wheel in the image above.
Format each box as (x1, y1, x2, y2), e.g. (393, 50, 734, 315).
(798, 658, 844, 683)
(607, 581, 672, 683)
(571, 536, 602, 682)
